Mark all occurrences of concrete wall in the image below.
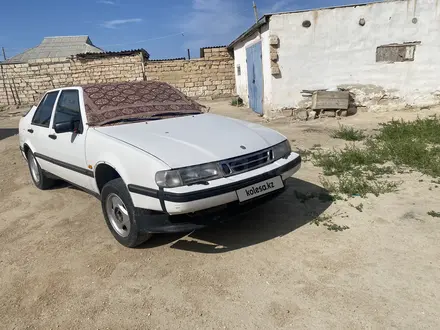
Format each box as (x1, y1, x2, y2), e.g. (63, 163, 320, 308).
(271, 0, 440, 111)
(0, 54, 144, 105)
(233, 25, 271, 108)
(0, 47, 235, 106)
(146, 47, 235, 99)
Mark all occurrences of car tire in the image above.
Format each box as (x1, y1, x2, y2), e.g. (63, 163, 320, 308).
(101, 178, 152, 248)
(27, 150, 55, 190)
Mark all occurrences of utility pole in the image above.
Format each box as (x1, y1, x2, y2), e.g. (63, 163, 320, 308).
(253, 1, 259, 24)
(1, 47, 6, 61)
(187, 48, 191, 60)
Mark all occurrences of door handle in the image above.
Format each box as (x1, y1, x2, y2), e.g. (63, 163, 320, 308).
(27, 129, 34, 133)
(48, 134, 57, 140)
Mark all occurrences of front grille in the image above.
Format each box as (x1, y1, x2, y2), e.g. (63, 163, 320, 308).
(220, 148, 273, 176)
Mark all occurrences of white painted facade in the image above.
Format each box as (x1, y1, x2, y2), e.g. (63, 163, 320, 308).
(231, 0, 440, 115)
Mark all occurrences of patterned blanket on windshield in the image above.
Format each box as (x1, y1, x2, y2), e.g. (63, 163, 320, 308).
(82, 80, 204, 126)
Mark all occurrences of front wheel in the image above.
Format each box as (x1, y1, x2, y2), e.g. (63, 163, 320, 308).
(101, 178, 152, 248)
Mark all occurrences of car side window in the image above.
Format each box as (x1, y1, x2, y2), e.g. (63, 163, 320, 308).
(53, 90, 82, 128)
(32, 91, 59, 127)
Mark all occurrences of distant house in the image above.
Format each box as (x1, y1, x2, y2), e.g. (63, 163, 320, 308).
(228, 0, 440, 116)
(4, 35, 103, 63)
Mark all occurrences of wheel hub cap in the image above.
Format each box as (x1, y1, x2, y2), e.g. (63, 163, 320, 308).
(106, 194, 131, 238)
(115, 208, 123, 222)
(29, 154, 40, 183)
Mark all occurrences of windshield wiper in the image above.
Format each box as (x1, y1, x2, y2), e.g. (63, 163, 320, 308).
(146, 112, 201, 121)
(102, 118, 148, 126)
(102, 112, 201, 125)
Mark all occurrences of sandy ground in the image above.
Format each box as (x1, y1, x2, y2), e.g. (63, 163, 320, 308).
(0, 102, 439, 329)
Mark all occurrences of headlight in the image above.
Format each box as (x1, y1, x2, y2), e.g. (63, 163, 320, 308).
(156, 141, 291, 188)
(155, 170, 182, 188)
(272, 140, 291, 160)
(155, 163, 223, 188)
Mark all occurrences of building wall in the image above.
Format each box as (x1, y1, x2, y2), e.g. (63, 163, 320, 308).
(0, 54, 144, 105)
(233, 25, 271, 108)
(268, 0, 440, 111)
(0, 47, 235, 106)
(232, 0, 440, 115)
(146, 47, 235, 99)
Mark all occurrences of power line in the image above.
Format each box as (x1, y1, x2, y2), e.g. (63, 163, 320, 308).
(99, 31, 186, 48)
(1, 6, 257, 55)
(1, 31, 187, 56)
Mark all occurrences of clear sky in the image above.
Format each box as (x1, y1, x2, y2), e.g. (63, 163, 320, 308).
(0, 0, 373, 60)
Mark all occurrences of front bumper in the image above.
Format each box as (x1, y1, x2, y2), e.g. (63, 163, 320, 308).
(131, 154, 301, 233)
(129, 153, 301, 215)
(135, 187, 286, 233)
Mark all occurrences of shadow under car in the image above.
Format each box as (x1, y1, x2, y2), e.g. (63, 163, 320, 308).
(0, 128, 18, 141)
(139, 177, 333, 253)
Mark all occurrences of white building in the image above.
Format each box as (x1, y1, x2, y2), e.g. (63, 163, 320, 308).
(228, 0, 440, 116)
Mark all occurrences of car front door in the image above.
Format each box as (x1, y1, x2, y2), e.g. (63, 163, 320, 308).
(42, 88, 93, 191)
(29, 91, 60, 174)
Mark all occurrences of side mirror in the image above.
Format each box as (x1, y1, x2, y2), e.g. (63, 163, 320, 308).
(54, 121, 74, 134)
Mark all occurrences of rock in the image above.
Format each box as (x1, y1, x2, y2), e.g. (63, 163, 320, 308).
(347, 107, 358, 116)
(281, 108, 294, 117)
(320, 110, 336, 118)
(293, 109, 308, 121)
(308, 110, 317, 119)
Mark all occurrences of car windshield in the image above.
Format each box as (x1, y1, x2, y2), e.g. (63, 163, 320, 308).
(83, 81, 205, 126)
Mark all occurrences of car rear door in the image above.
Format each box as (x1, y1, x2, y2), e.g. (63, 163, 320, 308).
(41, 88, 94, 191)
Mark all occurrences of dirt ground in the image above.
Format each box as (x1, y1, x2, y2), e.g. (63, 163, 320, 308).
(1, 102, 439, 329)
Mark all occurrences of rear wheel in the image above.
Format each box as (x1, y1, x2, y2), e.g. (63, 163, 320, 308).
(27, 150, 55, 190)
(101, 178, 152, 248)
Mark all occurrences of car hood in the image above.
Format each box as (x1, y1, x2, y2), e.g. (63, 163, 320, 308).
(93, 113, 286, 168)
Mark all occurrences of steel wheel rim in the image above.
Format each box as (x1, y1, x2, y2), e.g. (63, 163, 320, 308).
(29, 154, 40, 183)
(106, 193, 131, 238)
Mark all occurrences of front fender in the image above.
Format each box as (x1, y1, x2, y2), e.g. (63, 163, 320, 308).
(86, 128, 169, 210)
(92, 157, 132, 191)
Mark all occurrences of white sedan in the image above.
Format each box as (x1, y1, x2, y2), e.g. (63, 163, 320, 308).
(19, 81, 301, 247)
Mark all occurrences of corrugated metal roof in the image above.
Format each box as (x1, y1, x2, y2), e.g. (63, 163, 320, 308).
(149, 57, 185, 62)
(75, 49, 149, 60)
(227, 17, 269, 50)
(3, 36, 104, 63)
(200, 45, 227, 49)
